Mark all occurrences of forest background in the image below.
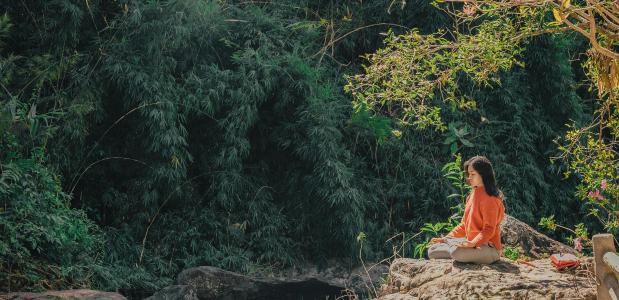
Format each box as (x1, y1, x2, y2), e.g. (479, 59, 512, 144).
(0, 0, 606, 295)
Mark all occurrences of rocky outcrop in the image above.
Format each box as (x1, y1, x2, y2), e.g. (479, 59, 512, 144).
(146, 214, 579, 299)
(377, 258, 595, 299)
(145, 285, 199, 300)
(0, 289, 127, 300)
(500, 214, 577, 258)
(258, 261, 389, 295)
(375, 214, 591, 299)
(146, 262, 389, 300)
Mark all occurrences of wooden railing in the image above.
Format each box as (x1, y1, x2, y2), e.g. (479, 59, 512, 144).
(593, 234, 619, 300)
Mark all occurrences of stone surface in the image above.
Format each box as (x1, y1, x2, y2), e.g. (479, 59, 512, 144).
(170, 261, 389, 299)
(500, 214, 578, 258)
(144, 285, 199, 300)
(377, 258, 595, 300)
(262, 260, 389, 294)
(0, 289, 127, 300)
(176, 266, 262, 300)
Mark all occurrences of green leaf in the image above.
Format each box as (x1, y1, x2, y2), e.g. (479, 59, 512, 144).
(356, 231, 366, 243)
(460, 139, 473, 147)
(443, 137, 456, 145)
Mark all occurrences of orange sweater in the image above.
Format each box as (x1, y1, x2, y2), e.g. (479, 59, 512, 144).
(447, 186, 505, 251)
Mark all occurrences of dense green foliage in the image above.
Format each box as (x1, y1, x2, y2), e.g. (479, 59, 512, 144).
(0, 144, 104, 291)
(0, 0, 594, 293)
(0, 13, 104, 290)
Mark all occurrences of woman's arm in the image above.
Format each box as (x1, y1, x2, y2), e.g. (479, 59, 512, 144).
(446, 194, 470, 238)
(446, 222, 466, 238)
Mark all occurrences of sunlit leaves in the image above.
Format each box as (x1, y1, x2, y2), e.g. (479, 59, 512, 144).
(345, 18, 523, 132)
(552, 8, 562, 22)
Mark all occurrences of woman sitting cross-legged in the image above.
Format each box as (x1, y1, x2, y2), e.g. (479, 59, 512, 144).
(427, 155, 505, 265)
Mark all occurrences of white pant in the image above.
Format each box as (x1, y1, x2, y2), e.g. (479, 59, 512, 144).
(427, 237, 500, 264)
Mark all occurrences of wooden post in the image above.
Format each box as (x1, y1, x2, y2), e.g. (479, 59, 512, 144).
(593, 234, 619, 300)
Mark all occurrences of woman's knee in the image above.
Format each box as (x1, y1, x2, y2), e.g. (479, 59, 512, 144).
(449, 247, 469, 262)
(451, 247, 499, 264)
(427, 243, 452, 259)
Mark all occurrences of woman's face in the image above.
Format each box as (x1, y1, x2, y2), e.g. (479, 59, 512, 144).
(466, 165, 484, 188)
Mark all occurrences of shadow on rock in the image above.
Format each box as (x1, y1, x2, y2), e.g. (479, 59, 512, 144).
(453, 259, 521, 274)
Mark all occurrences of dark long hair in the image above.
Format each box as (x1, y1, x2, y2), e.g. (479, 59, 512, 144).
(463, 155, 504, 199)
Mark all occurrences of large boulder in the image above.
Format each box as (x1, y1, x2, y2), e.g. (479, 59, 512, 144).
(175, 266, 263, 300)
(377, 258, 595, 299)
(260, 261, 389, 294)
(145, 285, 199, 300)
(0, 289, 127, 300)
(149, 261, 389, 300)
(501, 214, 577, 258)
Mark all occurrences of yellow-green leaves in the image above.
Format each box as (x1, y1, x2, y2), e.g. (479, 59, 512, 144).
(552, 8, 562, 22)
(345, 19, 522, 134)
(561, 0, 571, 9)
(356, 231, 366, 243)
(550, 0, 570, 26)
(539, 215, 557, 231)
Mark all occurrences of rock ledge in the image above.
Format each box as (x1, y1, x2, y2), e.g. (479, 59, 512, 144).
(377, 258, 595, 300)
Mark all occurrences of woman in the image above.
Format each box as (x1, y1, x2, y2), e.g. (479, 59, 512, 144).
(427, 155, 506, 264)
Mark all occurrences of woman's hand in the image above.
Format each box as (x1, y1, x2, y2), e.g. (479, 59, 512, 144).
(429, 237, 446, 245)
(457, 240, 476, 248)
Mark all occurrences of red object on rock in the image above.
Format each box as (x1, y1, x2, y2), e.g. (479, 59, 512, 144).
(550, 253, 580, 270)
